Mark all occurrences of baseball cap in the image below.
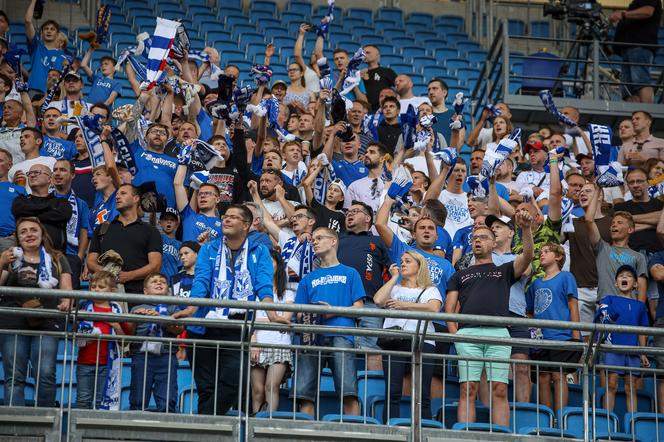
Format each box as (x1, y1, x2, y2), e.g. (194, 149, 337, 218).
(180, 240, 201, 254)
(485, 214, 515, 231)
(271, 80, 287, 90)
(63, 71, 82, 81)
(329, 179, 347, 197)
(523, 139, 545, 154)
(161, 207, 180, 221)
(575, 153, 592, 163)
(615, 264, 637, 280)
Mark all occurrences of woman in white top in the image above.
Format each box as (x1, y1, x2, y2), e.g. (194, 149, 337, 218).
(250, 250, 294, 413)
(374, 250, 442, 422)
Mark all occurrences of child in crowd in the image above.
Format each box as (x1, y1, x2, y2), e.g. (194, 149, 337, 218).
(126, 273, 182, 412)
(170, 241, 200, 361)
(159, 208, 181, 282)
(250, 250, 294, 413)
(526, 243, 580, 412)
(76, 271, 127, 409)
(596, 265, 650, 413)
(80, 46, 122, 107)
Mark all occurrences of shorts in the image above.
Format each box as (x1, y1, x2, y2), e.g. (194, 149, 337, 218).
(622, 47, 654, 95)
(454, 327, 511, 384)
(532, 347, 581, 375)
(289, 336, 358, 403)
(653, 318, 664, 368)
(356, 301, 383, 351)
(432, 322, 451, 377)
(252, 347, 292, 368)
(508, 312, 530, 356)
(603, 352, 642, 376)
(577, 287, 598, 336)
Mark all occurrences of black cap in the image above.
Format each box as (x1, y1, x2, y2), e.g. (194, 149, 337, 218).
(180, 240, 201, 253)
(616, 264, 637, 280)
(485, 214, 515, 231)
(161, 207, 180, 221)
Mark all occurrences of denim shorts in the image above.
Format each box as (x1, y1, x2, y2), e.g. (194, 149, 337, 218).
(622, 47, 654, 94)
(356, 300, 383, 351)
(290, 336, 358, 402)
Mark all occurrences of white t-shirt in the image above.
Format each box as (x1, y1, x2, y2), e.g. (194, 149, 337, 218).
(438, 189, 472, 239)
(516, 169, 550, 191)
(382, 285, 442, 345)
(477, 127, 493, 148)
(263, 198, 297, 237)
(255, 289, 295, 346)
(0, 126, 24, 163)
(344, 176, 385, 212)
(399, 96, 431, 113)
(304, 66, 320, 95)
(8, 156, 57, 193)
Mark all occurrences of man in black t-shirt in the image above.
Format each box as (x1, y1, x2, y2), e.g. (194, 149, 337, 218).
(445, 211, 534, 428)
(611, 0, 662, 103)
(361, 45, 397, 112)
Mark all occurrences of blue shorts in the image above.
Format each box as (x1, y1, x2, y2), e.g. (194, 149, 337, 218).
(356, 300, 383, 351)
(604, 352, 642, 376)
(290, 336, 358, 402)
(622, 47, 654, 95)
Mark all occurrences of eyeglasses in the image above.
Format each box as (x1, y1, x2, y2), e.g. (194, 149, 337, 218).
(27, 170, 51, 177)
(221, 214, 247, 222)
(627, 179, 646, 185)
(312, 235, 335, 243)
(290, 213, 310, 221)
(473, 234, 494, 241)
(149, 129, 168, 136)
(198, 191, 217, 197)
(287, 68, 301, 73)
(346, 208, 368, 216)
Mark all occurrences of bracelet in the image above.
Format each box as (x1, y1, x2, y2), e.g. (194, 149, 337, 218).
(549, 159, 559, 164)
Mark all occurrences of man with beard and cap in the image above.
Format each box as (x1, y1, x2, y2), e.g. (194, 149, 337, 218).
(0, 92, 35, 163)
(51, 72, 92, 126)
(345, 142, 389, 213)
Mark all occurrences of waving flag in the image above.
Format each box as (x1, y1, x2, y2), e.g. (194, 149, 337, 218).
(141, 18, 180, 90)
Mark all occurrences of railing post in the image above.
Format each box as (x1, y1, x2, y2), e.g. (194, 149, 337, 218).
(592, 39, 600, 100)
(502, 20, 511, 99)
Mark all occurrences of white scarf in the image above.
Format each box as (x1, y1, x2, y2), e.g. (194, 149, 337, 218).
(38, 246, 58, 289)
(207, 239, 253, 319)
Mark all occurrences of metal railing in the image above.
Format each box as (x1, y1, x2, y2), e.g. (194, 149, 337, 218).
(0, 286, 662, 441)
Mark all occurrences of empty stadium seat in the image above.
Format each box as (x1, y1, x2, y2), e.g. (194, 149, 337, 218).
(369, 396, 412, 423)
(323, 414, 381, 425)
(559, 407, 619, 439)
(255, 410, 314, 420)
(286, 1, 312, 18)
(435, 15, 464, 31)
(345, 8, 373, 24)
(508, 402, 555, 432)
(452, 422, 511, 433)
(251, 0, 277, 15)
(407, 13, 434, 27)
(389, 418, 445, 428)
(436, 402, 491, 428)
(375, 8, 403, 26)
(624, 412, 664, 442)
(518, 426, 577, 438)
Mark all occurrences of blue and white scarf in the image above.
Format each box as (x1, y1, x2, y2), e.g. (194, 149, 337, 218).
(401, 104, 418, 150)
(65, 191, 79, 248)
(141, 18, 180, 91)
(317, 0, 335, 38)
(207, 239, 253, 319)
(313, 154, 337, 205)
(340, 48, 366, 96)
(538, 89, 577, 127)
(481, 129, 521, 179)
(281, 236, 315, 286)
(589, 124, 623, 187)
(37, 246, 58, 289)
(192, 138, 224, 170)
(77, 301, 123, 411)
(189, 50, 223, 79)
(110, 128, 137, 175)
(40, 65, 67, 116)
(71, 115, 105, 168)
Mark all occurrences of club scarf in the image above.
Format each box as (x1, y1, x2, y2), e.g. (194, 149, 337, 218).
(538, 89, 577, 127)
(40, 65, 67, 116)
(192, 138, 224, 170)
(207, 239, 253, 319)
(281, 236, 315, 287)
(72, 116, 105, 168)
(38, 246, 58, 289)
(77, 300, 123, 410)
(65, 191, 79, 247)
(589, 123, 623, 187)
(313, 156, 337, 205)
(283, 161, 308, 187)
(110, 127, 137, 175)
(340, 48, 366, 96)
(189, 50, 224, 79)
(141, 18, 180, 91)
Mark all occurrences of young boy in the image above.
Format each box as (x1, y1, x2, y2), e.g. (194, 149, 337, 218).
(159, 208, 181, 282)
(80, 47, 122, 107)
(526, 242, 581, 412)
(170, 241, 200, 360)
(76, 271, 126, 409)
(597, 265, 650, 413)
(127, 273, 182, 412)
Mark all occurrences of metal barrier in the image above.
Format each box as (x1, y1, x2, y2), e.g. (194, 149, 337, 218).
(0, 286, 662, 441)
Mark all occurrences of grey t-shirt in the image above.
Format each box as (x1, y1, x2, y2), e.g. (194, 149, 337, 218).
(129, 303, 179, 354)
(596, 240, 647, 298)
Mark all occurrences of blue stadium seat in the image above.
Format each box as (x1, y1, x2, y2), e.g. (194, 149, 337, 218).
(596, 432, 644, 442)
(373, 19, 398, 29)
(407, 13, 434, 27)
(624, 413, 664, 442)
(452, 422, 511, 433)
(370, 396, 412, 423)
(381, 28, 408, 40)
(599, 389, 654, 424)
(256, 18, 282, 29)
(246, 43, 267, 61)
(412, 56, 437, 73)
(446, 59, 471, 70)
(111, 33, 138, 53)
(280, 11, 306, 24)
(349, 25, 374, 36)
(376, 7, 403, 25)
(467, 49, 488, 66)
(400, 46, 427, 58)
(255, 410, 314, 420)
(456, 41, 481, 54)
(342, 18, 366, 30)
(357, 371, 385, 406)
(359, 35, 385, 46)
(158, 4, 183, 16)
(206, 30, 232, 42)
(252, 0, 277, 14)
(446, 32, 471, 43)
(435, 15, 464, 31)
(519, 426, 577, 438)
(509, 402, 555, 432)
(530, 20, 551, 38)
(323, 414, 381, 425)
(437, 402, 490, 428)
(389, 63, 415, 74)
(179, 386, 198, 413)
(272, 36, 296, 50)
(232, 24, 258, 39)
(218, 0, 242, 9)
(263, 26, 290, 39)
(239, 32, 266, 46)
(218, 6, 243, 20)
(345, 8, 373, 24)
(221, 49, 246, 65)
(508, 19, 526, 36)
(249, 10, 276, 22)
(559, 407, 619, 439)
(389, 418, 444, 429)
(225, 14, 250, 28)
(381, 54, 405, 65)
(132, 16, 156, 33)
(434, 48, 460, 60)
(55, 383, 76, 407)
(373, 43, 394, 55)
(421, 66, 448, 79)
(315, 3, 342, 17)
(287, 1, 312, 18)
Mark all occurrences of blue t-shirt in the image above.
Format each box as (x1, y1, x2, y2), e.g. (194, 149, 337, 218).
(28, 37, 65, 92)
(650, 252, 664, 320)
(0, 183, 27, 236)
(180, 204, 222, 242)
(597, 295, 649, 347)
(196, 110, 214, 142)
(452, 224, 473, 256)
(90, 190, 118, 227)
(295, 264, 365, 343)
(434, 225, 453, 260)
(331, 159, 368, 186)
(388, 237, 455, 304)
(87, 74, 123, 105)
(129, 142, 178, 209)
(170, 271, 194, 305)
(526, 271, 578, 341)
(41, 136, 78, 160)
(55, 191, 91, 256)
(161, 234, 182, 281)
(462, 181, 510, 201)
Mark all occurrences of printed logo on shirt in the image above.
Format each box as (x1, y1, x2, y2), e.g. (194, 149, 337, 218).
(328, 218, 341, 232)
(534, 287, 553, 315)
(444, 200, 470, 224)
(426, 258, 444, 284)
(311, 274, 347, 288)
(141, 152, 177, 170)
(163, 243, 179, 259)
(95, 209, 109, 225)
(96, 79, 113, 89)
(208, 173, 234, 203)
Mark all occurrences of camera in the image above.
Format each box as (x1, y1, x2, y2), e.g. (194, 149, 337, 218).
(543, 0, 608, 40)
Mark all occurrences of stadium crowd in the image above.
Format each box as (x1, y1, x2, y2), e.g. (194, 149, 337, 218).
(0, 0, 663, 429)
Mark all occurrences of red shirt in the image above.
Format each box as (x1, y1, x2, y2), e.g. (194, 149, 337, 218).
(77, 305, 118, 365)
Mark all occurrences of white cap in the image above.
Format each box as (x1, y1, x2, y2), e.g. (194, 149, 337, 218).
(329, 179, 347, 197)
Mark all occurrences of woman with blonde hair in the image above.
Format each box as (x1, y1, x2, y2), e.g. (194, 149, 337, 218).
(0, 217, 72, 407)
(374, 250, 442, 422)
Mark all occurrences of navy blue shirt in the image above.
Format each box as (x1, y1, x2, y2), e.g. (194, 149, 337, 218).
(55, 191, 91, 256)
(338, 231, 391, 301)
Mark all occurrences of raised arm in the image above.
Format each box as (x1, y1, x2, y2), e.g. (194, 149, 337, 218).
(20, 90, 36, 127)
(24, 0, 37, 42)
(124, 62, 142, 98)
(100, 125, 122, 188)
(424, 164, 450, 201)
(375, 194, 396, 247)
(174, 163, 189, 212)
(302, 160, 324, 204)
(547, 150, 562, 221)
(466, 108, 489, 148)
(313, 89, 329, 149)
(253, 115, 267, 157)
(583, 184, 602, 247)
(293, 24, 309, 68)
(81, 47, 95, 78)
(513, 210, 535, 278)
(248, 180, 280, 241)
(275, 185, 296, 221)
